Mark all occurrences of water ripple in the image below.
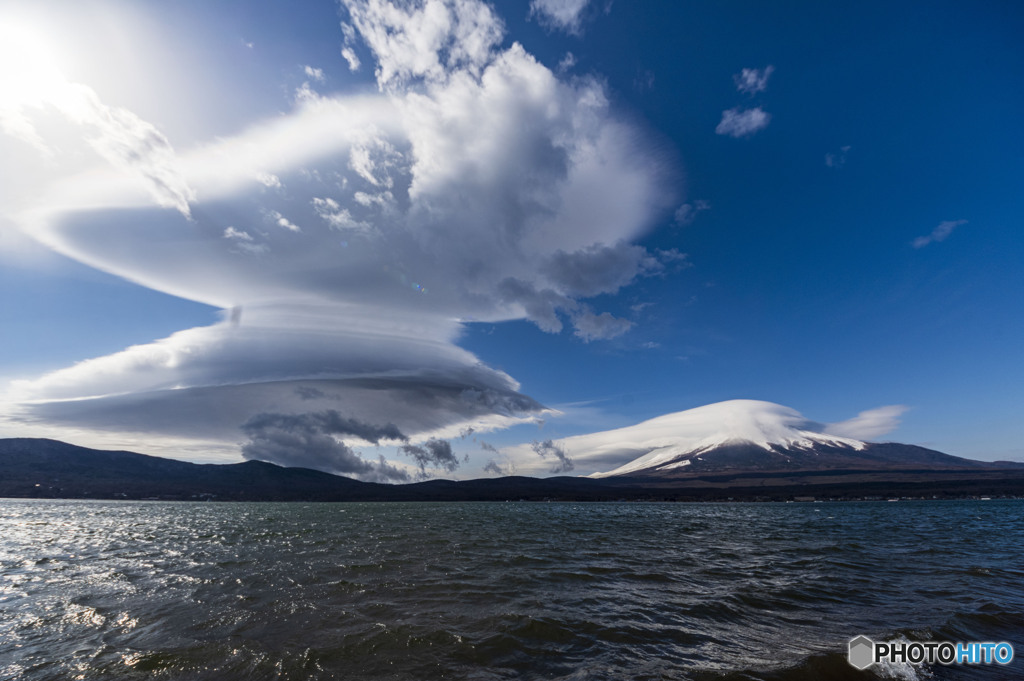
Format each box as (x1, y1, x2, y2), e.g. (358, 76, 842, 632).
(0, 499, 1022, 680)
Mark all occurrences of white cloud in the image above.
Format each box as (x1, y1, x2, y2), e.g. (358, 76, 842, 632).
(733, 65, 774, 95)
(256, 172, 282, 188)
(353, 190, 393, 207)
(223, 226, 253, 241)
(312, 196, 374, 234)
(340, 22, 362, 71)
(304, 65, 326, 81)
(529, 0, 590, 34)
(223, 226, 268, 255)
(716, 107, 771, 138)
(266, 209, 302, 232)
(294, 81, 322, 105)
(912, 219, 967, 249)
(348, 134, 401, 188)
(341, 47, 362, 71)
(3, 0, 673, 473)
(343, 0, 504, 87)
(825, 405, 908, 440)
(7, 306, 549, 450)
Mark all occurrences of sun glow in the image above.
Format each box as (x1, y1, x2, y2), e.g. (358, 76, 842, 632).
(0, 21, 68, 110)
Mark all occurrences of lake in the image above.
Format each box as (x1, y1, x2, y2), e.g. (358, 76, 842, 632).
(1, 499, 1022, 680)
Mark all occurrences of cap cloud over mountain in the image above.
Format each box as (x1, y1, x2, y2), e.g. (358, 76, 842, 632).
(498, 400, 992, 478)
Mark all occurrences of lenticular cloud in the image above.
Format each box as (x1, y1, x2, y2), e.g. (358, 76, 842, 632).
(6, 0, 673, 477)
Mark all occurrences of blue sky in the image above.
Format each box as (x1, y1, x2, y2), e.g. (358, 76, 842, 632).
(1, 0, 1021, 479)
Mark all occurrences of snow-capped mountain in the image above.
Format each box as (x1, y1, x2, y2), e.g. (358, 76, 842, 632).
(575, 400, 990, 478)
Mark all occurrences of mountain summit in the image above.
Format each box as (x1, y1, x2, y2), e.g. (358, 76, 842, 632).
(584, 400, 993, 478)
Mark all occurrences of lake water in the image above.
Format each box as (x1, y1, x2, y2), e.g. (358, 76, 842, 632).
(1, 499, 1021, 680)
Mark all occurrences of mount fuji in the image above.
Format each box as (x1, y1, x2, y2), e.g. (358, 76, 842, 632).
(574, 400, 1009, 479)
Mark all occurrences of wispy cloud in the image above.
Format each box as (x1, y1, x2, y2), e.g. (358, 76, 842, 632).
(716, 107, 771, 138)
(673, 199, 710, 226)
(557, 51, 577, 73)
(733, 65, 774, 95)
(312, 196, 374, 234)
(825, 405, 908, 440)
(634, 69, 655, 92)
(340, 23, 361, 71)
(912, 220, 968, 249)
(341, 47, 361, 71)
(529, 0, 591, 35)
(223, 226, 269, 255)
(400, 438, 460, 477)
(825, 145, 851, 168)
(266, 209, 302, 232)
(256, 172, 282, 188)
(531, 439, 574, 473)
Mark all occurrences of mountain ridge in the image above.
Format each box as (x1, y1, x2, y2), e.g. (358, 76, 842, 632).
(2, 435, 1023, 502)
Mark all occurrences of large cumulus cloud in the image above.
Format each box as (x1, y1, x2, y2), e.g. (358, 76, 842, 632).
(3, 0, 675, 477)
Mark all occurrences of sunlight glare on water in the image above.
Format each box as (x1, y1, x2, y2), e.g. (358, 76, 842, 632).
(1, 499, 1022, 680)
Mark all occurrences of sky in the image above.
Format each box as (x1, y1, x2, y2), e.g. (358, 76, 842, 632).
(1, 0, 1022, 481)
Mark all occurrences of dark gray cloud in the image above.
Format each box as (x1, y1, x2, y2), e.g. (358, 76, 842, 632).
(20, 377, 547, 448)
(240, 410, 410, 481)
(479, 440, 514, 476)
(242, 410, 405, 444)
(294, 386, 328, 400)
(531, 438, 574, 473)
(497, 278, 571, 333)
(542, 242, 660, 297)
(483, 458, 514, 476)
(400, 438, 459, 476)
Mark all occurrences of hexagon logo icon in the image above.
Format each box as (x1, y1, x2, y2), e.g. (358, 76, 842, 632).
(848, 635, 875, 670)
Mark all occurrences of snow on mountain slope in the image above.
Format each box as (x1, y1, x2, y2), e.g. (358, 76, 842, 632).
(583, 400, 866, 477)
(499, 399, 930, 478)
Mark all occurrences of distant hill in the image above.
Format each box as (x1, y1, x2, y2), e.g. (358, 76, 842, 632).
(2, 437, 1024, 502)
(0, 438, 387, 501)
